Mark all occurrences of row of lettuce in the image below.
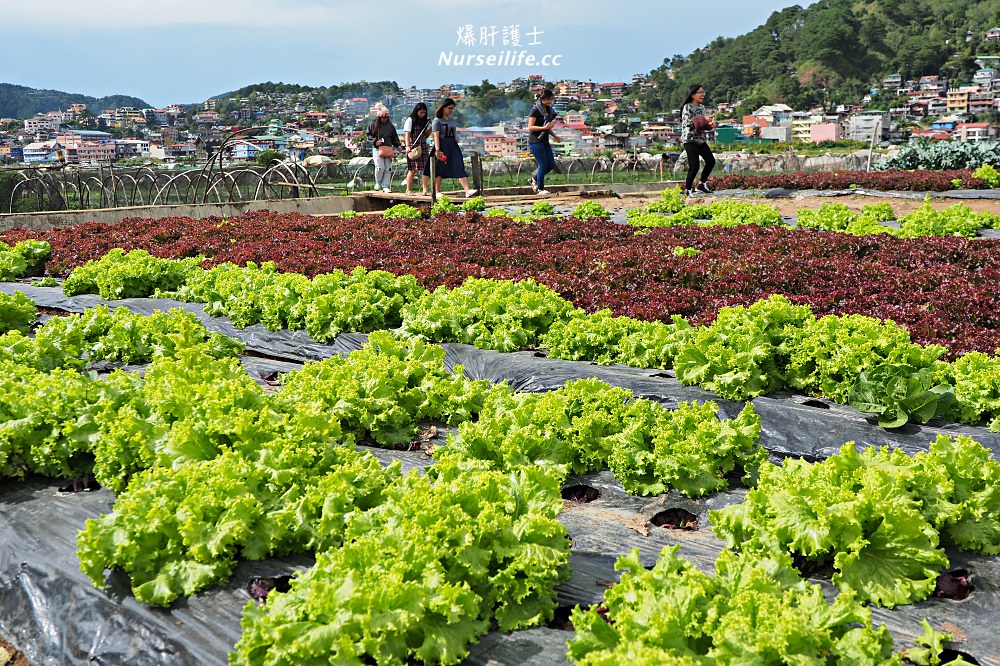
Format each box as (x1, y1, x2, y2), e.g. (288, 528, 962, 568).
(5, 240, 997, 433)
(0, 303, 760, 499)
(626, 188, 1000, 239)
(377, 187, 1000, 239)
(0, 293, 992, 664)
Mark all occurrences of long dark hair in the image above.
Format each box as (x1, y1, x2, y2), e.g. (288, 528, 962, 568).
(409, 102, 428, 123)
(435, 98, 456, 118)
(682, 84, 705, 106)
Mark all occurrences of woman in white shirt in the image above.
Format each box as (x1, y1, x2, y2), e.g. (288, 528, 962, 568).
(403, 103, 431, 196)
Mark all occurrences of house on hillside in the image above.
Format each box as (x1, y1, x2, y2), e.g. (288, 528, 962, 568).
(562, 113, 589, 131)
(919, 76, 948, 93)
(22, 140, 65, 163)
(969, 92, 997, 114)
(955, 122, 997, 142)
(603, 133, 630, 153)
(946, 84, 980, 114)
(927, 98, 949, 116)
(911, 128, 952, 140)
(845, 115, 888, 142)
(302, 111, 328, 126)
(906, 100, 929, 118)
(599, 82, 626, 99)
(810, 123, 842, 143)
(974, 68, 997, 88)
(228, 140, 262, 162)
(345, 98, 368, 117)
(481, 135, 517, 158)
(742, 114, 768, 138)
(114, 139, 150, 159)
(882, 73, 902, 89)
(72, 141, 115, 165)
(573, 132, 602, 156)
(56, 129, 113, 147)
(987, 28, 1000, 42)
(639, 125, 676, 143)
(791, 113, 820, 142)
(751, 104, 794, 125)
(931, 116, 960, 130)
(0, 143, 24, 163)
(23, 116, 61, 134)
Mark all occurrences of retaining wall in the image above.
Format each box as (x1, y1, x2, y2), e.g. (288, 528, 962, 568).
(0, 195, 356, 231)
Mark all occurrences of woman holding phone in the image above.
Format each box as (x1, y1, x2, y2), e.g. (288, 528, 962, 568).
(680, 83, 717, 196)
(527, 88, 561, 195)
(425, 98, 477, 199)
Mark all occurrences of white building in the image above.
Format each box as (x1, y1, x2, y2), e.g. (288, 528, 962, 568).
(23, 116, 61, 133)
(845, 115, 889, 142)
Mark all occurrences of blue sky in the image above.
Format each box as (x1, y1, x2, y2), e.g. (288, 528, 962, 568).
(5, 0, 795, 107)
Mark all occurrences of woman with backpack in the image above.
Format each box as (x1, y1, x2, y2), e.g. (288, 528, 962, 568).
(527, 88, 561, 195)
(403, 102, 431, 196)
(680, 83, 717, 197)
(366, 102, 401, 193)
(425, 98, 477, 199)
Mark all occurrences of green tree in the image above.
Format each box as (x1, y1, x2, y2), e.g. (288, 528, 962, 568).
(255, 149, 284, 166)
(636, 0, 1000, 117)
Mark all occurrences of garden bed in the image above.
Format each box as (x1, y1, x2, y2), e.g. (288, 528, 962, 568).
(3, 207, 1000, 665)
(2, 296, 999, 665)
(3, 210, 999, 355)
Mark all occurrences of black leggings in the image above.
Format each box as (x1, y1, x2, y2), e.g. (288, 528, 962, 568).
(684, 141, 716, 189)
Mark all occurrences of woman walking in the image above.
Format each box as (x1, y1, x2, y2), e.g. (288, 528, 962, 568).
(426, 98, 477, 199)
(680, 84, 716, 196)
(366, 103, 401, 193)
(527, 89, 561, 195)
(403, 103, 432, 196)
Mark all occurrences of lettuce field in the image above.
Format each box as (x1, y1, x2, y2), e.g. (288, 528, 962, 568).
(0, 197, 998, 665)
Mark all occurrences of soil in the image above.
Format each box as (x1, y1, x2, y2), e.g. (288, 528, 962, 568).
(0, 636, 30, 666)
(34, 306, 72, 317)
(545, 192, 1000, 217)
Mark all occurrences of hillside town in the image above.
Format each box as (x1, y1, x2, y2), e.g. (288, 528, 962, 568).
(4, 49, 1000, 168)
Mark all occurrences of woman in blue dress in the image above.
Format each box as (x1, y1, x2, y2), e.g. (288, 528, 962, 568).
(425, 98, 477, 199)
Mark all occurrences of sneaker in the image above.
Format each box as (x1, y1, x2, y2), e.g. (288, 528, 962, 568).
(537, 189, 551, 195)
(383, 187, 392, 193)
(465, 189, 478, 198)
(530, 176, 538, 193)
(696, 182, 713, 194)
(685, 189, 695, 197)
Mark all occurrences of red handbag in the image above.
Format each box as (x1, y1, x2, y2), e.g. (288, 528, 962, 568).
(378, 145, 395, 158)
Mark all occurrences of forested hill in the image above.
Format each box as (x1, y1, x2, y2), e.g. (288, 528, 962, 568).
(212, 81, 403, 110)
(0, 83, 149, 119)
(640, 0, 1000, 114)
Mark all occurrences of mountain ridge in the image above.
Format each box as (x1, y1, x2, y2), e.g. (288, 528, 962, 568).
(639, 0, 1000, 114)
(0, 83, 150, 119)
